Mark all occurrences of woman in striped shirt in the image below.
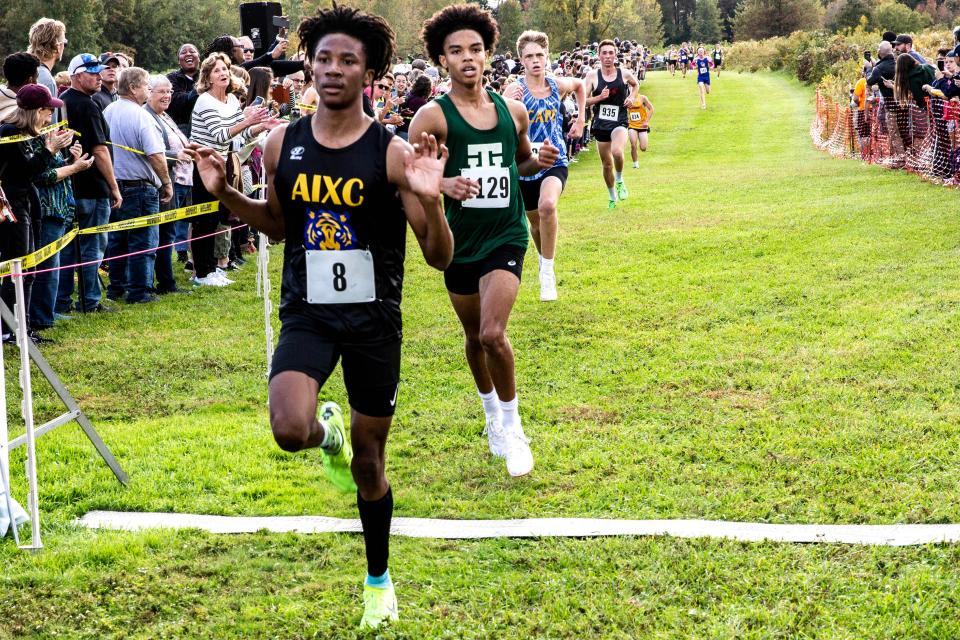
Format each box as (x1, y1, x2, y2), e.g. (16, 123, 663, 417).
(189, 52, 278, 286)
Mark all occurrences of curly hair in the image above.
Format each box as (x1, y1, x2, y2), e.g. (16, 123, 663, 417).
(297, 3, 395, 81)
(421, 4, 499, 66)
(205, 35, 237, 60)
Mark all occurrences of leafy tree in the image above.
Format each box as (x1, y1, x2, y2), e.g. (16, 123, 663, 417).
(495, 0, 525, 54)
(824, 0, 874, 32)
(690, 0, 723, 43)
(659, 0, 696, 42)
(873, 0, 933, 33)
(734, 0, 823, 40)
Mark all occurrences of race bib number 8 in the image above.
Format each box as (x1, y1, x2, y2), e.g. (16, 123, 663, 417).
(461, 166, 510, 209)
(306, 249, 376, 304)
(599, 105, 620, 122)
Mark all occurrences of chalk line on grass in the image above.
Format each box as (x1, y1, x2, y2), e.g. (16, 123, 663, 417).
(75, 511, 960, 547)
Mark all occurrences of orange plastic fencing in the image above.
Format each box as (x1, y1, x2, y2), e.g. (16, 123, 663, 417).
(812, 89, 960, 186)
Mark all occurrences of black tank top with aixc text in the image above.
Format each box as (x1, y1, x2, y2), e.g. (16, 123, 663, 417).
(273, 116, 407, 340)
(592, 67, 629, 131)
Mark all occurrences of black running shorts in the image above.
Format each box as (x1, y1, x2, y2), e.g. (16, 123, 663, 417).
(592, 126, 626, 143)
(443, 243, 525, 296)
(519, 166, 569, 212)
(270, 312, 402, 417)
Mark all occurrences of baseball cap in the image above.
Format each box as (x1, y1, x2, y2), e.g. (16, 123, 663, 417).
(894, 34, 913, 46)
(99, 52, 121, 66)
(16, 84, 64, 110)
(68, 53, 105, 75)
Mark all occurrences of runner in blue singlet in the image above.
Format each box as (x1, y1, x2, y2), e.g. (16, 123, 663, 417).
(504, 30, 586, 301)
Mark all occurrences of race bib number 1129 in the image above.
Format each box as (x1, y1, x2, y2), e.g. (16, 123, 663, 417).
(461, 166, 510, 209)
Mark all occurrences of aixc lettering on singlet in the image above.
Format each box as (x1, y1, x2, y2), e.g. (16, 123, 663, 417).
(272, 116, 408, 339)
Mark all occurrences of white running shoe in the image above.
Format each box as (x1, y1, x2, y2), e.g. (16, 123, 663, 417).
(192, 274, 229, 287)
(504, 423, 534, 477)
(484, 415, 508, 458)
(212, 269, 235, 285)
(540, 270, 557, 302)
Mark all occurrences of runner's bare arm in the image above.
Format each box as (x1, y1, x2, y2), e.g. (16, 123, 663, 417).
(387, 133, 453, 271)
(622, 70, 640, 106)
(642, 95, 654, 123)
(557, 76, 586, 138)
(410, 101, 478, 202)
(584, 71, 606, 106)
(186, 124, 287, 240)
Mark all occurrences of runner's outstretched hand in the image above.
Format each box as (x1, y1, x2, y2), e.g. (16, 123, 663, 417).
(185, 144, 227, 197)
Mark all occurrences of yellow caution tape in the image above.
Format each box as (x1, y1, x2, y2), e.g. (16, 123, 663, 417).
(106, 141, 147, 156)
(0, 202, 220, 277)
(0, 121, 76, 145)
(297, 102, 317, 111)
(0, 229, 79, 277)
(78, 201, 219, 234)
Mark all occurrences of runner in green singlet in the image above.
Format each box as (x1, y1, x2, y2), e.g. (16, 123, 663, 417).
(411, 4, 558, 477)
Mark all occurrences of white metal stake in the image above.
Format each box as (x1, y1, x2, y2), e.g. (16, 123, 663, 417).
(260, 232, 274, 379)
(0, 283, 20, 546)
(12, 261, 40, 550)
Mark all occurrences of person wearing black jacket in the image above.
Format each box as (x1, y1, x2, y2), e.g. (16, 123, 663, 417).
(167, 43, 200, 136)
(867, 41, 903, 158)
(0, 85, 74, 342)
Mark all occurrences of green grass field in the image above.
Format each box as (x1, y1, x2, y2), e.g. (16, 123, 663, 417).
(3, 70, 960, 638)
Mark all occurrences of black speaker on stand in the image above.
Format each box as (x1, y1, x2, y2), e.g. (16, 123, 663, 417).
(240, 2, 283, 58)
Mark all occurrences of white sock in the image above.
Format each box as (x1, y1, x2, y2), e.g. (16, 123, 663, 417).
(319, 420, 342, 453)
(607, 186, 616, 200)
(479, 388, 499, 422)
(633, 161, 639, 168)
(615, 171, 623, 182)
(499, 396, 520, 432)
(541, 257, 554, 274)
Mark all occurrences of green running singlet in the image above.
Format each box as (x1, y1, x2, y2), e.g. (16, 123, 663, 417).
(436, 90, 528, 264)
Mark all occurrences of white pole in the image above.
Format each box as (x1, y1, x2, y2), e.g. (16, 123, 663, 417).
(260, 231, 274, 379)
(0, 285, 20, 545)
(12, 261, 40, 550)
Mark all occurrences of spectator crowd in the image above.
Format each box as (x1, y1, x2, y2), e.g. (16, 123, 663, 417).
(846, 29, 956, 177)
(0, 16, 661, 345)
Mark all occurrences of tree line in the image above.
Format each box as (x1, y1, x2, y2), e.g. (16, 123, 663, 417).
(0, 0, 954, 74)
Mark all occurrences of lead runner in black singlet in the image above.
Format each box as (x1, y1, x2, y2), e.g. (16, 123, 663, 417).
(188, 5, 452, 631)
(585, 39, 639, 210)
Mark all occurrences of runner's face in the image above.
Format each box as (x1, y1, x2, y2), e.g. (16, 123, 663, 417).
(439, 30, 486, 86)
(520, 43, 547, 77)
(599, 45, 617, 68)
(311, 33, 372, 110)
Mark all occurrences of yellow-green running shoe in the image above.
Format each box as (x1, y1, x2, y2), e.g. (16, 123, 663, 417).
(616, 180, 629, 201)
(607, 199, 616, 210)
(360, 582, 399, 629)
(319, 401, 356, 493)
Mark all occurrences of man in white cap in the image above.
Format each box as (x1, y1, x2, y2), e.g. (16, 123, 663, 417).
(56, 54, 122, 314)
